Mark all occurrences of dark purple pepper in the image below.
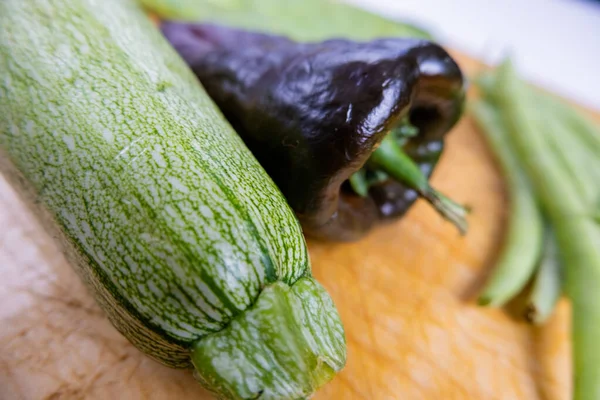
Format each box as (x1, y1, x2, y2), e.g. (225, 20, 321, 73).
(161, 22, 466, 241)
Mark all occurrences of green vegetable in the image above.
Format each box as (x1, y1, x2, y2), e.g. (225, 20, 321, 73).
(538, 94, 600, 203)
(0, 0, 345, 398)
(491, 59, 600, 400)
(140, 0, 433, 41)
(524, 226, 562, 325)
(540, 94, 600, 156)
(477, 71, 600, 204)
(470, 100, 544, 306)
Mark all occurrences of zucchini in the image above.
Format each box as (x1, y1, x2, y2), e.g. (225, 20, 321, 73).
(0, 0, 346, 398)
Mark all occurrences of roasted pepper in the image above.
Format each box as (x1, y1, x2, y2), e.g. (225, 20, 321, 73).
(161, 22, 467, 241)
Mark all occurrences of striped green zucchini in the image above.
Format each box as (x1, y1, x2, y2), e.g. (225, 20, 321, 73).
(0, 0, 345, 398)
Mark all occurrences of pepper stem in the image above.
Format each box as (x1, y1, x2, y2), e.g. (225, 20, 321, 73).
(349, 169, 369, 197)
(369, 135, 468, 234)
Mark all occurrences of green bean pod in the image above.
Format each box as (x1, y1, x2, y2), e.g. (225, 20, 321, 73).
(493, 59, 600, 400)
(523, 226, 562, 324)
(470, 100, 544, 307)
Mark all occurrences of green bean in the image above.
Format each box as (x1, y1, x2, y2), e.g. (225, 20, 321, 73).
(537, 94, 600, 203)
(540, 94, 600, 154)
(481, 70, 600, 195)
(369, 135, 469, 234)
(470, 100, 544, 306)
(473, 71, 497, 99)
(542, 110, 598, 205)
(493, 58, 600, 400)
(523, 226, 562, 324)
(480, 71, 600, 205)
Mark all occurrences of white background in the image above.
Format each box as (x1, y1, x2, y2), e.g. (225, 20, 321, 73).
(347, 0, 600, 111)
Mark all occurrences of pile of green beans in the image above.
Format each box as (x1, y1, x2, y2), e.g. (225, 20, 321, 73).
(472, 59, 600, 400)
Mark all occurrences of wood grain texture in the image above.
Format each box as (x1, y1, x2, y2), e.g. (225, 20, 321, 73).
(1, 53, 597, 400)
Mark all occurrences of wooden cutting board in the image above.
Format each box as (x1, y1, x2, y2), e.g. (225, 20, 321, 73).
(1, 52, 598, 400)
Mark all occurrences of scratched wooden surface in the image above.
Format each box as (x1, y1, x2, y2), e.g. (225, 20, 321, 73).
(2, 53, 597, 400)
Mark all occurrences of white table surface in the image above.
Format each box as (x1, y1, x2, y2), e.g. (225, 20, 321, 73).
(348, 0, 600, 111)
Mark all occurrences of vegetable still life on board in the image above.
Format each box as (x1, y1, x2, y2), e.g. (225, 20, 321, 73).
(0, 0, 598, 399)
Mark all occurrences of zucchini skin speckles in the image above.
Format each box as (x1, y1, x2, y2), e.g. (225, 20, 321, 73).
(0, 0, 345, 396)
